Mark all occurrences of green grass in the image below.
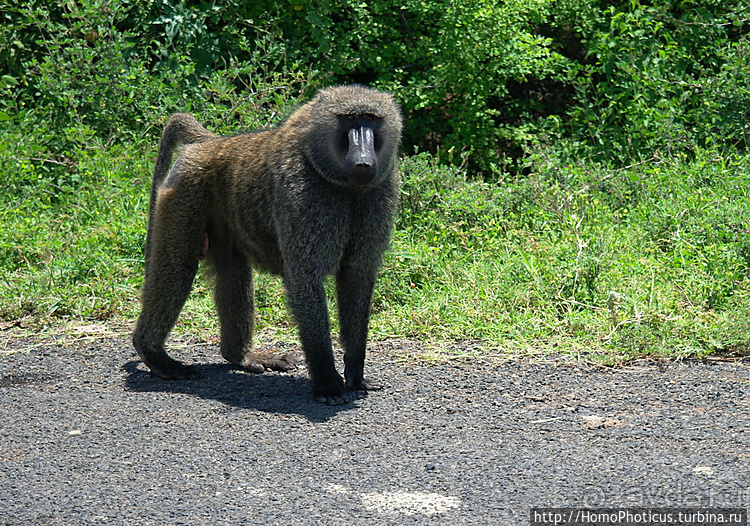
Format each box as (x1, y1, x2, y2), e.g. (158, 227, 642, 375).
(387, 151, 750, 361)
(1, 122, 749, 363)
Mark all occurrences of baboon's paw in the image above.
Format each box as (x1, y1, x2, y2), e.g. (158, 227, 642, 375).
(240, 352, 297, 373)
(144, 357, 199, 380)
(311, 375, 347, 405)
(315, 394, 350, 406)
(346, 377, 383, 391)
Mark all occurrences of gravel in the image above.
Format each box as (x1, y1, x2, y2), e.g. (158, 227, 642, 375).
(1, 330, 749, 525)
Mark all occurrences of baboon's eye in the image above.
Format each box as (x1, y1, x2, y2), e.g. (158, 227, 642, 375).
(346, 113, 356, 121)
(363, 113, 377, 122)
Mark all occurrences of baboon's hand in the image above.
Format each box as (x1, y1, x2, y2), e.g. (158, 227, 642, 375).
(312, 374, 347, 405)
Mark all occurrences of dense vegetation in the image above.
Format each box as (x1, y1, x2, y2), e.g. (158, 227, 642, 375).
(1, 0, 748, 361)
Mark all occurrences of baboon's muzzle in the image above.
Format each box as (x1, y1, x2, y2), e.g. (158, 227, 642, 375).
(346, 126, 378, 185)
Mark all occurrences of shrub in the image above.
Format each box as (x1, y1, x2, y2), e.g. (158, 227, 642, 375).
(568, 1, 750, 163)
(3, 0, 750, 173)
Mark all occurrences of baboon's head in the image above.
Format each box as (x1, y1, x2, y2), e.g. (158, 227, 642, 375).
(305, 85, 402, 187)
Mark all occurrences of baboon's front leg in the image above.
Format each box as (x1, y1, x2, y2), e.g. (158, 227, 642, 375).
(285, 271, 345, 403)
(336, 264, 382, 391)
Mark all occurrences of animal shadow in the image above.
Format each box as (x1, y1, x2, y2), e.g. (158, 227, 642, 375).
(122, 360, 367, 423)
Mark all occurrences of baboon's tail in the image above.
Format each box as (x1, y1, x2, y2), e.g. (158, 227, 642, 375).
(148, 114, 215, 221)
(152, 113, 216, 190)
(144, 114, 215, 264)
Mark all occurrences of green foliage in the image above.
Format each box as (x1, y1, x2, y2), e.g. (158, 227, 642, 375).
(699, 38, 750, 149)
(1, 0, 314, 142)
(568, 0, 750, 162)
(3, 0, 750, 171)
(259, 0, 575, 173)
(247, 0, 750, 170)
(0, 74, 18, 121)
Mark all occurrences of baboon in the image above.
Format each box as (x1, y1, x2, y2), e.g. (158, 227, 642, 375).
(132, 85, 402, 404)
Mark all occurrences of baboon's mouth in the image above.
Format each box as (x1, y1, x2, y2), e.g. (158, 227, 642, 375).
(349, 167, 376, 186)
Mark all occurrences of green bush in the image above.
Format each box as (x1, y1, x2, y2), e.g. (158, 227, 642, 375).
(3, 0, 750, 172)
(255, 0, 581, 173)
(699, 38, 750, 149)
(568, 1, 750, 163)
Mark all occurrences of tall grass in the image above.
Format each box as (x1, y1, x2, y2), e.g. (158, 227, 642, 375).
(375, 150, 750, 361)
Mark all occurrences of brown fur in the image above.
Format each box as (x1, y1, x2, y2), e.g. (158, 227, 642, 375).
(132, 85, 402, 404)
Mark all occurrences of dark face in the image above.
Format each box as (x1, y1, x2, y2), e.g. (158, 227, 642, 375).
(339, 112, 382, 186)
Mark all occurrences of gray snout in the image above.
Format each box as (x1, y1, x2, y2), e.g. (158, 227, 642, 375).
(347, 126, 378, 185)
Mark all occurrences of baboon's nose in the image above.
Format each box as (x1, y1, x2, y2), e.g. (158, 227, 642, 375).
(347, 126, 378, 184)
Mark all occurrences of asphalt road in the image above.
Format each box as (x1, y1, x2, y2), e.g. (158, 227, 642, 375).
(1, 329, 749, 525)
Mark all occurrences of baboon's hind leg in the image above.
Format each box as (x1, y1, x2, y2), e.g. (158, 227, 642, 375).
(133, 186, 203, 379)
(214, 244, 296, 373)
